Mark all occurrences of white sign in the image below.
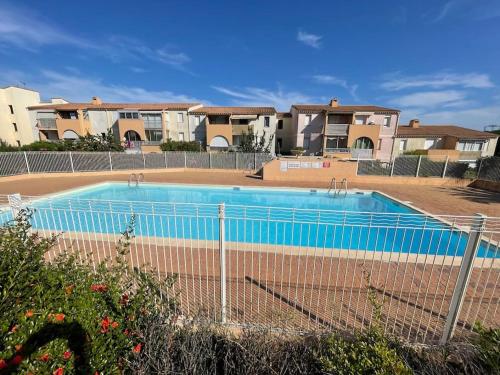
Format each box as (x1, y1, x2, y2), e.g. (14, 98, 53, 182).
(280, 161, 288, 172)
(312, 162, 321, 169)
(300, 162, 312, 169)
(287, 161, 300, 169)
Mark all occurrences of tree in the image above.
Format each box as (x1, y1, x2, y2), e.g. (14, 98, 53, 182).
(239, 129, 274, 153)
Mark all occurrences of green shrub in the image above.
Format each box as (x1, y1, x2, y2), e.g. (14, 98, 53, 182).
(473, 322, 500, 373)
(0, 210, 176, 373)
(160, 139, 202, 151)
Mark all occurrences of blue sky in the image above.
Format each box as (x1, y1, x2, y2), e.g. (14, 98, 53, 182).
(1, 0, 500, 129)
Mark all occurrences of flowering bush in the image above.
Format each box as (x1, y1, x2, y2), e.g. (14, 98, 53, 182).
(0, 210, 176, 373)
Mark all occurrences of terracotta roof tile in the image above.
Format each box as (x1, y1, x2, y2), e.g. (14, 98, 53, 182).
(190, 106, 276, 115)
(28, 102, 200, 111)
(396, 125, 498, 139)
(292, 104, 400, 113)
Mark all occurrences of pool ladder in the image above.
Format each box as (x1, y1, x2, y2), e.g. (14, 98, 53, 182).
(128, 173, 144, 186)
(328, 177, 348, 197)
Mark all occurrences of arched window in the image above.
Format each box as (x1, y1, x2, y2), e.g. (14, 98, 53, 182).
(62, 130, 79, 140)
(209, 136, 229, 149)
(124, 130, 141, 141)
(352, 137, 374, 149)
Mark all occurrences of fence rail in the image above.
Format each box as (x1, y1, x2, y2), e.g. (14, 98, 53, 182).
(0, 151, 273, 176)
(358, 155, 500, 181)
(2, 194, 499, 344)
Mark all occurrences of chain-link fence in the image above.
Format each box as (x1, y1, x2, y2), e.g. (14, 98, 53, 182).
(358, 155, 481, 179)
(0, 152, 274, 176)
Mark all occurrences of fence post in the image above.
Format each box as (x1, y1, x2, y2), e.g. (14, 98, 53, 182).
(184, 151, 187, 169)
(218, 203, 227, 324)
(355, 156, 360, 175)
(164, 152, 168, 169)
(235, 152, 239, 169)
(254, 153, 257, 170)
(23, 152, 30, 174)
(390, 156, 395, 177)
(108, 152, 113, 171)
(142, 152, 146, 169)
(477, 158, 483, 179)
(415, 155, 422, 177)
(440, 214, 486, 344)
(69, 152, 75, 173)
(209, 152, 212, 169)
(442, 156, 449, 178)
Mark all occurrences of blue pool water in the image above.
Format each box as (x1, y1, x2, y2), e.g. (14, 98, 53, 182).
(4, 183, 499, 258)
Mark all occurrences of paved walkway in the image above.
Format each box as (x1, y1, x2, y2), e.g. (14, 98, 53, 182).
(0, 170, 499, 217)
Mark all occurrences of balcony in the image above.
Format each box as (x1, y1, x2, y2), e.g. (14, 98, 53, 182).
(37, 118, 57, 129)
(325, 123, 349, 135)
(232, 124, 253, 135)
(323, 148, 373, 159)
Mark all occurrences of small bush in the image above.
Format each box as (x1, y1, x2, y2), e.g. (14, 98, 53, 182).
(160, 139, 202, 151)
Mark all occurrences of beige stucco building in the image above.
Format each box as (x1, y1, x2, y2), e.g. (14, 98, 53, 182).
(0, 86, 45, 146)
(394, 119, 498, 161)
(289, 99, 400, 161)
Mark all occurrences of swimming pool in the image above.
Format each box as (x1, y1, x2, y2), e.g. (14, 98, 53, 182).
(6, 182, 499, 258)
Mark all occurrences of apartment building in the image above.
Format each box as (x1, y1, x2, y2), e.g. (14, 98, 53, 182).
(28, 97, 202, 151)
(290, 99, 400, 161)
(189, 106, 277, 152)
(275, 112, 293, 154)
(0, 86, 50, 146)
(394, 119, 498, 161)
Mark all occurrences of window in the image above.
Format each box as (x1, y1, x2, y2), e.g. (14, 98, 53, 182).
(277, 119, 283, 129)
(352, 137, 374, 149)
(142, 113, 162, 129)
(178, 132, 185, 141)
(303, 133, 311, 149)
(209, 115, 229, 124)
(383, 116, 391, 127)
(424, 138, 438, 150)
(146, 129, 163, 142)
(354, 115, 368, 125)
(194, 115, 201, 126)
(60, 111, 78, 119)
(12, 123, 17, 132)
(457, 140, 484, 151)
(325, 136, 348, 150)
(119, 112, 139, 119)
(8, 105, 14, 114)
(399, 139, 407, 151)
(264, 116, 270, 128)
(304, 114, 312, 125)
(177, 113, 184, 123)
(16, 141, 21, 147)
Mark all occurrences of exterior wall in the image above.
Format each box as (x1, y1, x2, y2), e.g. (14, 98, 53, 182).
(207, 124, 233, 146)
(483, 138, 498, 157)
(55, 109, 92, 138)
(116, 119, 146, 141)
(166, 111, 190, 141)
(263, 157, 358, 181)
(87, 110, 119, 135)
(0, 87, 42, 145)
(188, 114, 207, 144)
(275, 117, 294, 154)
(250, 114, 277, 154)
(392, 137, 426, 156)
(347, 124, 381, 149)
(295, 112, 324, 154)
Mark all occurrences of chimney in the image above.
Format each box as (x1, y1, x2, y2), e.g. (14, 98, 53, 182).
(409, 119, 420, 128)
(329, 98, 339, 107)
(91, 96, 103, 105)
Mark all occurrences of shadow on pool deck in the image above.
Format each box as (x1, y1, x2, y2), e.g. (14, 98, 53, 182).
(436, 186, 500, 205)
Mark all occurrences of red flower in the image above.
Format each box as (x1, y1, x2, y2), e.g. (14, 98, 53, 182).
(10, 325, 18, 333)
(10, 355, 23, 365)
(55, 313, 65, 322)
(100, 316, 110, 333)
(15, 344, 22, 352)
(63, 351, 72, 360)
(111, 321, 119, 329)
(25, 310, 34, 318)
(123, 328, 130, 336)
(132, 343, 142, 353)
(90, 284, 108, 293)
(39, 353, 50, 362)
(0, 359, 7, 369)
(53, 368, 64, 375)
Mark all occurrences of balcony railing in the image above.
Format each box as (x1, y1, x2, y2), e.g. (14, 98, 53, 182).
(37, 118, 57, 129)
(324, 148, 350, 153)
(351, 148, 373, 159)
(325, 123, 349, 135)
